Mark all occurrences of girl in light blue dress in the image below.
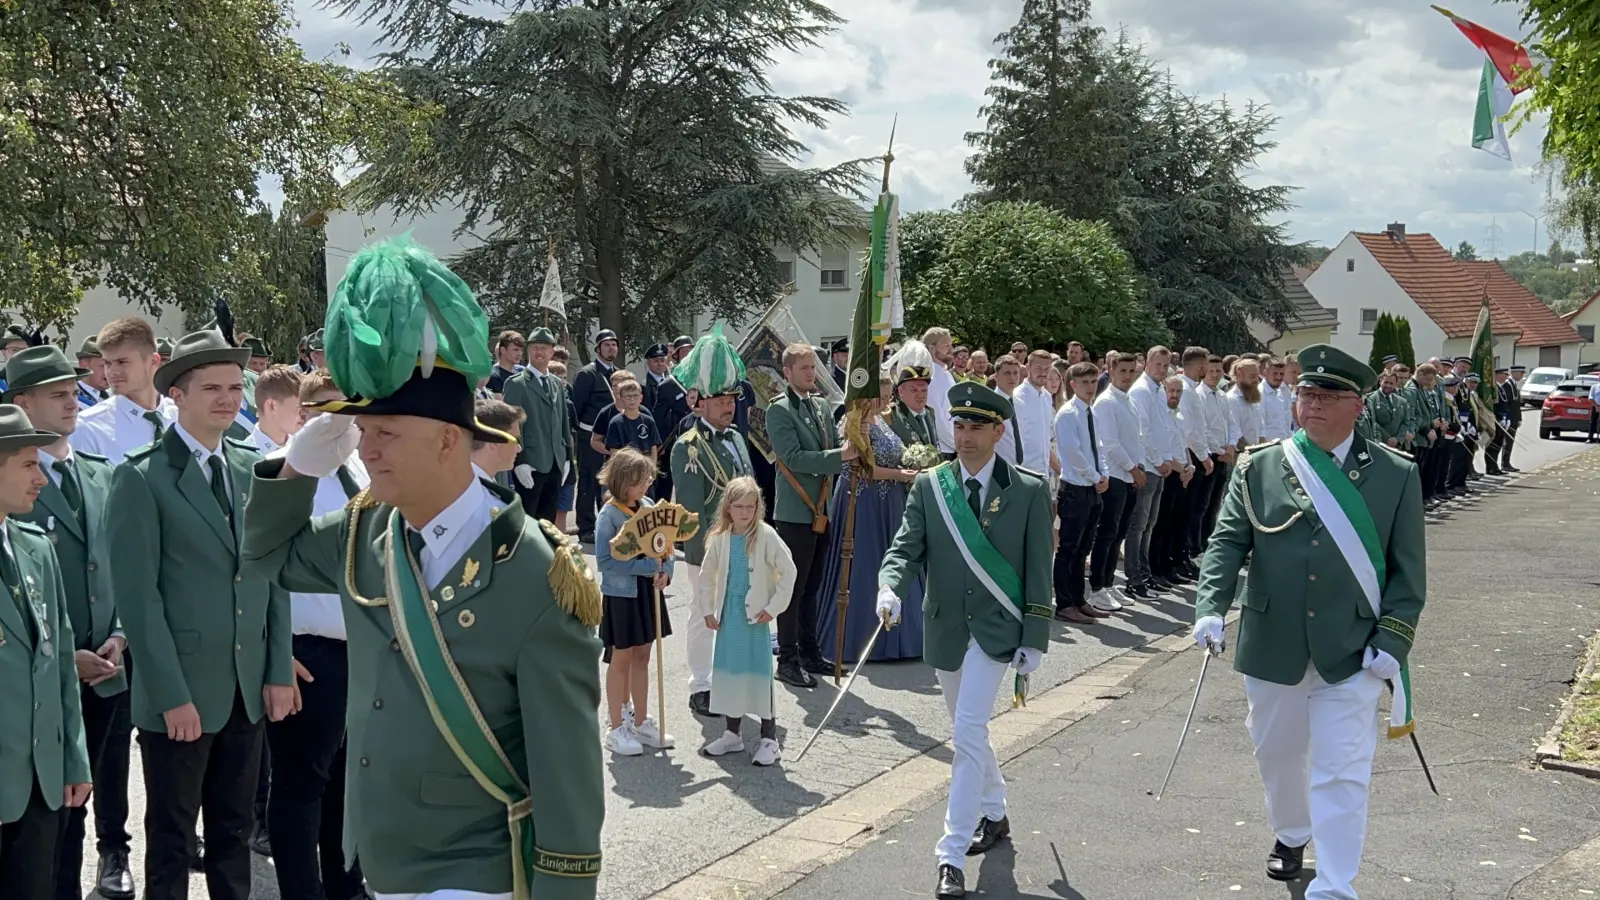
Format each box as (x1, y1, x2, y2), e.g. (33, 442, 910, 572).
(692, 477, 797, 766)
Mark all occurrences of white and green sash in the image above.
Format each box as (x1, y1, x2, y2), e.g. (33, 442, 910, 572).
(929, 463, 1023, 624)
(1283, 431, 1415, 738)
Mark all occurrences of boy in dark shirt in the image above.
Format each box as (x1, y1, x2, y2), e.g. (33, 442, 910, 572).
(603, 379, 662, 463)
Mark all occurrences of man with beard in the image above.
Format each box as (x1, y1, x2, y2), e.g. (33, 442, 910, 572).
(1260, 358, 1292, 440)
(922, 328, 958, 459)
(570, 330, 620, 542)
(643, 343, 691, 499)
(1225, 358, 1266, 451)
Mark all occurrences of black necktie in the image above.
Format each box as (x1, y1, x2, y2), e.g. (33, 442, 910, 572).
(207, 456, 231, 521)
(142, 410, 165, 440)
(0, 539, 30, 643)
(1086, 406, 1101, 476)
(53, 459, 83, 519)
(966, 477, 983, 520)
(407, 529, 427, 564)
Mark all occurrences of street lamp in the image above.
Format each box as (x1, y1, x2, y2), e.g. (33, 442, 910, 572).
(1517, 208, 1546, 256)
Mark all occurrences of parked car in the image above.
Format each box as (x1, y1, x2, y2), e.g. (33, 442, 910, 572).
(1522, 366, 1575, 407)
(1539, 380, 1597, 439)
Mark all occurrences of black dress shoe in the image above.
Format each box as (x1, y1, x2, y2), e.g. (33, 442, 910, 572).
(1266, 839, 1306, 881)
(775, 659, 816, 688)
(1125, 584, 1151, 600)
(97, 850, 136, 900)
(189, 836, 205, 872)
(689, 690, 712, 717)
(801, 655, 836, 676)
(1178, 561, 1200, 579)
(1504, 464, 1520, 472)
(967, 815, 1011, 855)
(250, 823, 272, 857)
(935, 863, 966, 899)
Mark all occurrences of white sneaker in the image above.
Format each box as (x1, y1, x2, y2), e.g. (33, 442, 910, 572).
(1088, 589, 1123, 612)
(751, 738, 781, 766)
(622, 699, 634, 724)
(631, 716, 675, 749)
(1108, 585, 1133, 605)
(701, 730, 745, 757)
(605, 724, 643, 756)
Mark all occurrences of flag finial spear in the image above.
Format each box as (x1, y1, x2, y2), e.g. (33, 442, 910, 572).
(880, 114, 898, 194)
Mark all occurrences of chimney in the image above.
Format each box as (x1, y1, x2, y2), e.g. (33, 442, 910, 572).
(1386, 222, 1407, 241)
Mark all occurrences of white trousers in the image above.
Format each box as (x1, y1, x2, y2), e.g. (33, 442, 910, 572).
(683, 564, 715, 693)
(934, 638, 1010, 869)
(1244, 663, 1384, 900)
(376, 892, 511, 900)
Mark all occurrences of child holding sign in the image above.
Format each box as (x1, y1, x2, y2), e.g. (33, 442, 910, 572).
(596, 448, 674, 756)
(693, 477, 797, 765)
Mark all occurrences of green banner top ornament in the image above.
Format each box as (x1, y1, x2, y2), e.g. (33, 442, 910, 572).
(324, 234, 494, 402)
(1468, 277, 1497, 407)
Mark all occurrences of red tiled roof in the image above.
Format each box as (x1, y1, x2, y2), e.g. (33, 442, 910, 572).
(1458, 260, 1585, 346)
(1354, 231, 1521, 339)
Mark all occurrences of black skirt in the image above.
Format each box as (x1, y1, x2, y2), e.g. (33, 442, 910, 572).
(601, 576, 673, 651)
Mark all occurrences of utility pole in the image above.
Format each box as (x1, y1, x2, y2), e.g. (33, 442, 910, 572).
(1484, 218, 1504, 259)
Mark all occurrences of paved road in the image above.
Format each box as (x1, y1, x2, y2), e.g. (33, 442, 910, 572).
(73, 420, 1590, 900)
(777, 444, 1600, 900)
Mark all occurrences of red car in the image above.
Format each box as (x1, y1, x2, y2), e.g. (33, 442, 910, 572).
(1539, 377, 1599, 439)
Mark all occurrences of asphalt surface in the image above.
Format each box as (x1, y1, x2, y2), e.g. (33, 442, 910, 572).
(777, 440, 1600, 900)
(72, 416, 1591, 900)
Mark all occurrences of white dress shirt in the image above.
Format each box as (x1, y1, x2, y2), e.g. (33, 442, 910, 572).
(1588, 382, 1600, 405)
(404, 477, 499, 590)
(1277, 383, 1298, 435)
(1327, 431, 1354, 466)
(957, 454, 998, 509)
(1052, 396, 1104, 487)
(1127, 372, 1180, 473)
(1260, 384, 1291, 440)
(1226, 386, 1264, 446)
(1010, 380, 1054, 473)
(1175, 374, 1212, 462)
(172, 422, 233, 497)
(249, 424, 284, 455)
(1092, 386, 1141, 484)
(928, 363, 956, 454)
(266, 446, 369, 639)
(70, 394, 177, 463)
(39, 445, 75, 488)
(1197, 382, 1236, 454)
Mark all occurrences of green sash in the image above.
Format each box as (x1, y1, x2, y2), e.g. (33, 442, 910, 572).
(930, 463, 1023, 622)
(384, 509, 541, 899)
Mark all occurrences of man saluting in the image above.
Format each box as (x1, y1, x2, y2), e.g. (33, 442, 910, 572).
(876, 382, 1053, 900)
(241, 237, 604, 900)
(1193, 343, 1425, 900)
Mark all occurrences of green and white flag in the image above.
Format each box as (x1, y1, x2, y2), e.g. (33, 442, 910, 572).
(1472, 58, 1513, 161)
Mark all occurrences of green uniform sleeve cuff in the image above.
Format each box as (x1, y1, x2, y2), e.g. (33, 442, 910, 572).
(1377, 616, 1415, 645)
(1024, 603, 1053, 619)
(534, 848, 601, 878)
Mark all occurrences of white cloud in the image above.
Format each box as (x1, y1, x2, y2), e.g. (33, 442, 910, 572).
(287, 0, 1562, 257)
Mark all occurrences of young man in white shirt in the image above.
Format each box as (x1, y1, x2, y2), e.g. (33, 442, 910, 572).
(71, 318, 175, 463)
(1260, 357, 1293, 439)
(1089, 352, 1144, 608)
(1051, 362, 1110, 623)
(1173, 346, 1215, 578)
(1011, 350, 1056, 474)
(1196, 354, 1239, 549)
(1150, 374, 1196, 588)
(989, 356, 1026, 467)
(922, 327, 958, 458)
(1123, 346, 1186, 599)
(1226, 357, 1266, 448)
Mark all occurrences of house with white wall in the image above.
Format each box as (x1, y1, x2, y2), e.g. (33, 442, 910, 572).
(57, 283, 187, 352)
(1458, 259, 1586, 369)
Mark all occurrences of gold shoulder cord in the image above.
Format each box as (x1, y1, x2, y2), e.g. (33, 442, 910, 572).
(1236, 449, 1302, 534)
(344, 488, 387, 607)
(684, 431, 733, 493)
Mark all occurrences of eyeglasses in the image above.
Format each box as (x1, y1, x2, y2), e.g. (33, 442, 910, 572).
(1297, 388, 1358, 408)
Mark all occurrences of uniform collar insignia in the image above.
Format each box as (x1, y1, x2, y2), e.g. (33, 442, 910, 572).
(461, 558, 480, 587)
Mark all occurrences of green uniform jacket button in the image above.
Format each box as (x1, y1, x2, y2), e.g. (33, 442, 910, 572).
(234, 574, 242, 583)
(235, 643, 242, 651)
(1307, 610, 1315, 617)
(360, 757, 369, 766)
(373, 699, 383, 709)
(390, 639, 400, 652)
(1308, 574, 1317, 582)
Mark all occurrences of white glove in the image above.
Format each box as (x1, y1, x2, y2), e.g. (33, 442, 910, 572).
(1363, 646, 1401, 681)
(286, 413, 360, 478)
(1192, 615, 1225, 652)
(1012, 646, 1043, 676)
(560, 461, 571, 483)
(514, 464, 535, 489)
(876, 586, 901, 625)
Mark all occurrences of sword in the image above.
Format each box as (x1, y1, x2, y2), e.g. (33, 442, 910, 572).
(1152, 636, 1222, 801)
(794, 615, 888, 762)
(1387, 680, 1440, 795)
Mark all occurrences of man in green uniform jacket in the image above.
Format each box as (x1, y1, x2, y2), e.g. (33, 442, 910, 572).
(0, 404, 93, 900)
(1403, 363, 1449, 506)
(1359, 370, 1408, 447)
(503, 327, 571, 523)
(1192, 343, 1425, 898)
(241, 237, 604, 900)
(4, 346, 137, 900)
(885, 363, 938, 450)
(106, 331, 295, 900)
(876, 382, 1053, 900)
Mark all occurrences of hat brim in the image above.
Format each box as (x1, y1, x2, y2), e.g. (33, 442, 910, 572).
(154, 348, 251, 394)
(1297, 372, 1368, 394)
(305, 367, 516, 444)
(950, 407, 1005, 424)
(2, 367, 92, 401)
(0, 429, 60, 452)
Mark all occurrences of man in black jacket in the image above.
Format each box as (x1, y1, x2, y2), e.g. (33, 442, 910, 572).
(1501, 365, 1525, 472)
(643, 343, 690, 499)
(569, 329, 619, 542)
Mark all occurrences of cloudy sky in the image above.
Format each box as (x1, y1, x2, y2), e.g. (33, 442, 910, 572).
(289, 0, 1558, 258)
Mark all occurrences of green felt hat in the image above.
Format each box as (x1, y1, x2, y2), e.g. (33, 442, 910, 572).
(0, 404, 59, 453)
(75, 335, 101, 359)
(1296, 343, 1376, 394)
(155, 337, 174, 358)
(527, 327, 557, 346)
(2, 346, 89, 400)
(670, 325, 745, 397)
(242, 336, 271, 358)
(305, 328, 325, 352)
(154, 331, 250, 394)
(948, 381, 1013, 424)
(0, 325, 28, 347)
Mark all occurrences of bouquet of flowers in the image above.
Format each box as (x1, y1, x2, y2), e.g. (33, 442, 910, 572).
(902, 443, 943, 471)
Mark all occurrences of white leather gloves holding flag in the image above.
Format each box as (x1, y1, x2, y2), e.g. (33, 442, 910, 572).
(876, 586, 901, 625)
(1012, 647, 1042, 675)
(514, 464, 535, 489)
(287, 413, 360, 478)
(1363, 646, 1401, 681)
(1192, 615, 1225, 651)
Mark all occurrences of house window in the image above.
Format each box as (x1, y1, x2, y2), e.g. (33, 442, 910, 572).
(1579, 324, 1595, 343)
(1346, 258, 1355, 272)
(1539, 345, 1562, 367)
(1359, 308, 1379, 334)
(820, 248, 848, 289)
(776, 259, 795, 288)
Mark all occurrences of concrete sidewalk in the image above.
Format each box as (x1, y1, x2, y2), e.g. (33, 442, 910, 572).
(774, 450, 1600, 900)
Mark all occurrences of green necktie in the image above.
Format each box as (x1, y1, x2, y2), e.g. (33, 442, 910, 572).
(142, 410, 165, 440)
(406, 529, 427, 564)
(0, 541, 31, 643)
(966, 477, 983, 520)
(53, 459, 83, 518)
(207, 456, 231, 521)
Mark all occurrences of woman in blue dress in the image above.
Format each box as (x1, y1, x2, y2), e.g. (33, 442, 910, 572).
(815, 373, 926, 664)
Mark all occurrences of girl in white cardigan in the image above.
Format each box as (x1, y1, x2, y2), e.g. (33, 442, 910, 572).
(693, 477, 797, 765)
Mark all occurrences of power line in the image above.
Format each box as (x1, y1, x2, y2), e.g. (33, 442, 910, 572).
(1483, 218, 1504, 259)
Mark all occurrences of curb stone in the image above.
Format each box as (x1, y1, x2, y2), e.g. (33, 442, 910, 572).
(1534, 631, 1600, 779)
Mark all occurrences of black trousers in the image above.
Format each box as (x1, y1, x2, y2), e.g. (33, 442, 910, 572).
(1182, 453, 1215, 558)
(1, 781, 65, 900)
(575, 430, 605, 536)
(1150, 471, 1190, 575)
(750, 451, 778, 524)
(774, 520, 828, 662)
(139, 692, 265, 900)
(516, 466, 563, 523)
(1445, 439, 1471, 490)
(1501, 424, 1519, 467)
(1088, 478, 1134, 591)
(55, 677, 133, 900)
(1201, 458, 1230, 545)
(1052, 483, 1101, 608)
(267, 636, 363, 900)
(1590, 409, 1599, 441)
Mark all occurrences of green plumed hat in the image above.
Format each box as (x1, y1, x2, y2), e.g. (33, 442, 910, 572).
(670, 325, 745, 397)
